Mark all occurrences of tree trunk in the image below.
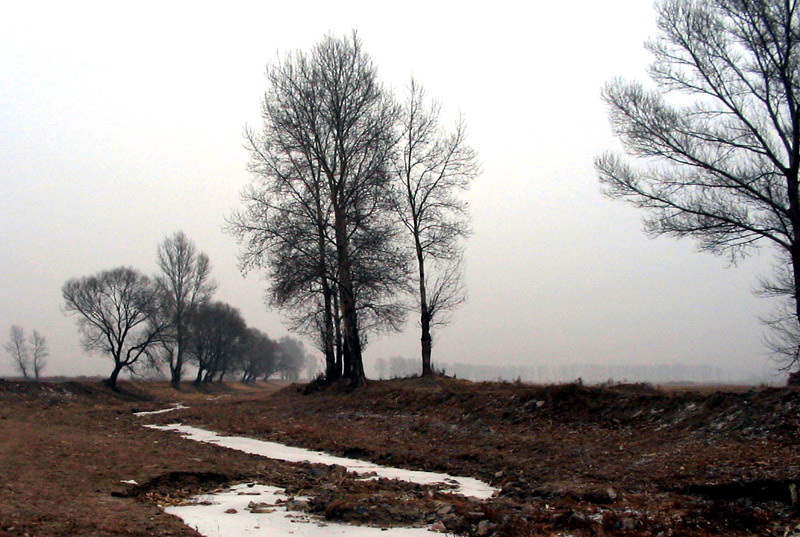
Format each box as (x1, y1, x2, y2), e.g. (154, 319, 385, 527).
(172, 316, 185, 389)
(107, 362, 123, 392)
(317, 201, 339, 382)
(333, 203, 366, 387)
(421, 307, 433, 376)
(416, 239, 434, 376)
(322, 283, 339, 381)
(334, 291, 343, 378)
(170, 349, 183, 389)
(791, 243, 800, 354)
(170, 369, 180, 389)
(789, 153, 800, 365)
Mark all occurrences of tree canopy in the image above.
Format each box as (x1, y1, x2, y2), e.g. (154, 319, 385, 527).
(597, 0, 800, 365)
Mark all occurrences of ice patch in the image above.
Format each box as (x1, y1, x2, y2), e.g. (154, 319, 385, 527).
(145, 423, 498, 499)
(134, 403, 188, 416)
(166, 483, 435, 536)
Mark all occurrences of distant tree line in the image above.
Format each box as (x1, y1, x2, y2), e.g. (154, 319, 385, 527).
(62, 231, 310, 391)
(228, 32, 479, 387)
(3, 325, 48, 380)
(372, 356, 765, 385)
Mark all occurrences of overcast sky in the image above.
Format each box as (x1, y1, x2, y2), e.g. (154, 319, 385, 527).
(0, 1, 785, 382)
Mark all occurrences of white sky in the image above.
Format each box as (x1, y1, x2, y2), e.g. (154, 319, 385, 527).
(0, 1, 784, 381)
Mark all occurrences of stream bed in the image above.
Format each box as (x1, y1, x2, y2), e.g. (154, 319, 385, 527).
(164, 482, 436, 537)
(145, 422, 499, 536)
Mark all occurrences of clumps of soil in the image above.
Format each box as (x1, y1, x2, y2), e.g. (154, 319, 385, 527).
(114, 471, 231, 503)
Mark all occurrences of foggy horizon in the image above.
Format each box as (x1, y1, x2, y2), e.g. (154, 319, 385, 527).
(1, 1, 787, 384)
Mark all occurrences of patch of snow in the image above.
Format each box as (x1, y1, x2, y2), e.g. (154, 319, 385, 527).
(166, 483, 435, 536)
(134, 403, 188, 417)
(120, 479, 138, 485)
(145, 423, 498, 500)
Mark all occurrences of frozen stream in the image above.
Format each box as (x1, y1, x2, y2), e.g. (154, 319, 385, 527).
(145, 423, 497, 499)
(144, 422, 498, 537)
(133, 403, 188, 416)
(164, 483, 435, 537)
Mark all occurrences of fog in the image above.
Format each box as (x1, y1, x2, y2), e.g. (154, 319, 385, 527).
(0, 1, 785, 383)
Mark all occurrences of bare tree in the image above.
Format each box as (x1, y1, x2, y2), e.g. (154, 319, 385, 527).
(155, 231, 216, 388)
(230, 165, 340, 381)
(4, 325, 30, 379)
(237, 327, 279, 383)
(393, 80, 479, 376)
(596, 0, 800, 366)
(231, 31, 399, 387)
(62, 267, 166, 390)
(187, 301, 247, 384)
(30, 330, 47, 380)
(276, 335, 308, 381)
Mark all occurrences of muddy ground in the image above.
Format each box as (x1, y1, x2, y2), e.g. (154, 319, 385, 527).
(0, 376, 798, 536)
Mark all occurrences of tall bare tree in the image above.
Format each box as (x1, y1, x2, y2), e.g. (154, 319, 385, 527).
(156, 231, 216, 388)
(596, 0, 800, 366)
(63, 267, 166, 390)
(231, 32, 399, 387)
(30, 330, 47, 380)
(230, 157, 340, 380)
(393, 80, 479, 376)
(4, 325, 30, 379)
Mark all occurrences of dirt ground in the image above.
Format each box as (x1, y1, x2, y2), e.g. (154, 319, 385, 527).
(1, 376, 799, 537)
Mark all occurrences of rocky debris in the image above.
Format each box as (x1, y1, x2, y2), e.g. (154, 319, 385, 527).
(476, 519, 497, 536)
(247, 501, 276, 514)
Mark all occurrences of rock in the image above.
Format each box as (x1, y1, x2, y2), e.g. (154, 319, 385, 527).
(442, 514, 461, 530)
(308, 467, 326, 478)
(429, 521, 446, 532)
(437, 504, 454, 516)
(247, 501, 275, 514)
(477, 520, 497, 536)
(620, 517, 636, 531)
(286, 499, 309, 511)
(224, 508, 237, 514)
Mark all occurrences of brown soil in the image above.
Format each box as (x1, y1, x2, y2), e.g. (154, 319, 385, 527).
(1, 376, 798, 536)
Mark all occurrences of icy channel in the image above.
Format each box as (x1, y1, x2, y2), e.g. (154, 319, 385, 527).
(145, 423, 498, 500)
(133, 403, 188, 416)
(166, 483, 435, 537)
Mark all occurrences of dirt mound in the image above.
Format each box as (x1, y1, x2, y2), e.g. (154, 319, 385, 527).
(272, 376, 800, 440)
(0, 379, 159, 407)
(117, 471, 232, 501)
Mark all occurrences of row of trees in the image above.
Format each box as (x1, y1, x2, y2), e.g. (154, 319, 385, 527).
(3, 325, 47, 380)
(62, 232, 309, 390)
(228, 32, 480, 387)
